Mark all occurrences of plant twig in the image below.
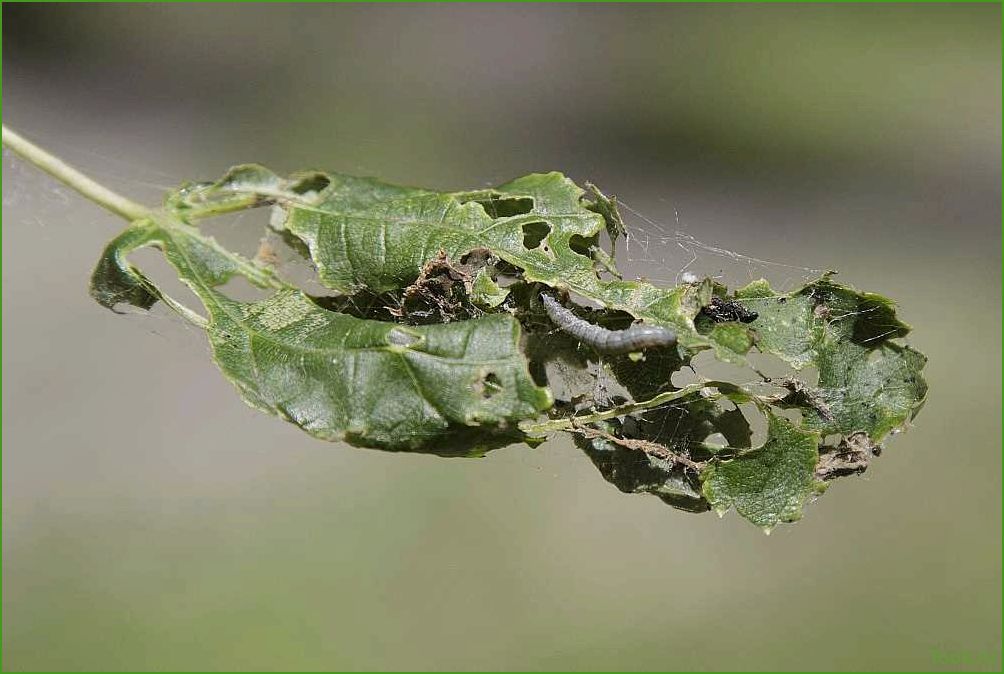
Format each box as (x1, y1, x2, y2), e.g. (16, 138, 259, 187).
(2, 124, 150, 222)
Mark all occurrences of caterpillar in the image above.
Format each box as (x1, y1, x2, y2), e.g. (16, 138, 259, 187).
(541, 293, 677, 355)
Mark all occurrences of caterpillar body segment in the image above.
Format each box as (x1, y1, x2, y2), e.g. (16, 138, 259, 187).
(540, 293, 677, 355)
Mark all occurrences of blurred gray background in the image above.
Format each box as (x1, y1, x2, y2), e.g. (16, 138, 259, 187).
(3, 3, 1000, 671)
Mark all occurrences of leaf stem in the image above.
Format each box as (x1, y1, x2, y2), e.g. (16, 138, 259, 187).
(2, 124, 150, 222)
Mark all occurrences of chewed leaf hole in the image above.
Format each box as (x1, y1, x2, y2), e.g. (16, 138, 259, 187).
(130, 247, 207, 320)
(470, 195, 535, 218)
(288, 172, 331, 196)
(482, 372, 503, 399)
(568, 234, 594, 258)
(522, 221, 551, 250)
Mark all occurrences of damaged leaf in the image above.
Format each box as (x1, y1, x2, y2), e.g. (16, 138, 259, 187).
(172, 166, 721, 351)
(701, 410, 824, 531)
(82, 164, 928, 529)
(0, 121, 930, 530)
(91, 214, 551, 453)
(735, 275, 928, 442)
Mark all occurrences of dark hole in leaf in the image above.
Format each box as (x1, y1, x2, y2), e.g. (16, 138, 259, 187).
(482, 372, 503, 399)
(528, 360, 549, 388)
(310, 290, 403, 322)
(288, 172, 331, 195)
(713, 404, 753, 451)
(466, 195, 535, 218)
(459, 248, 493, 268)
(568, 234, 595, 257)
(522, 221, 551, 249)
(494, 259, 523, 280)
(850, 299, 908, 345)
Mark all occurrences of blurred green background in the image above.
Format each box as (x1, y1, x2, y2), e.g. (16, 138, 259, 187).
(3, 3, 1000, 671)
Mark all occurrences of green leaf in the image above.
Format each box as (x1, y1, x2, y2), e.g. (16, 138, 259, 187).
(91, 214, 551, 453)
(91, 165, 927, 528)
(701, 410, 824, 531)
(735, 275, 928, 442)
(173, 167, 716, 351)
(4, 123, 930, 530)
